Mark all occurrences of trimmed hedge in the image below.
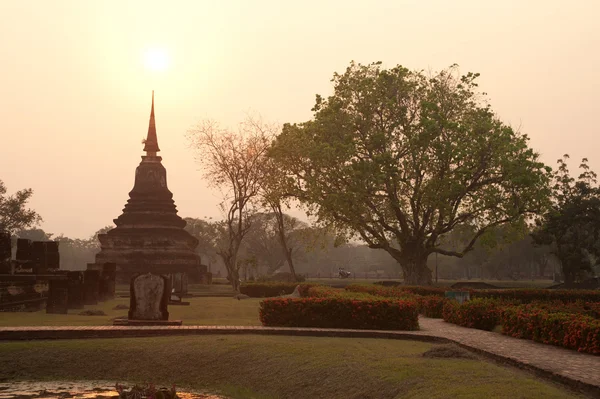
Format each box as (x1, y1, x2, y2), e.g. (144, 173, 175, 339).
(306, 285, 378, 300)
(259, 297, 419, 330)
(239, 282, 316, 298)
(442, 298, 502, 331)
(470, 289, 600, 304)
(417, 296, 448, 318)
(350, 285, 600, 304)
(525, 300, 600, 319)
(501, 306, 600, 355)
(345, 284, 444, 298)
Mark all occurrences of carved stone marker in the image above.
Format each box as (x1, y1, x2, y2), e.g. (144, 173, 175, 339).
(47, 279, 69, 314)
(67, 271, 84, 309)
(113, 273, 181, 326)
(83, 270, 100, 305)
(128, 273, 170, 321)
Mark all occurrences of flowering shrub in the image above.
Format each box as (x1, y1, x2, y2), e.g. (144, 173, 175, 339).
(501, 306, 600, 355)
(345, 284, 440, 299)
(417, 296, 449, 318)
(524, 300, 600, 319)
(259, 297, 419, 330)
(306, 285, 377, 300)
(470, 289, 600, 304)
(443, 298, 502, 331)
(239, 282, 317, 298)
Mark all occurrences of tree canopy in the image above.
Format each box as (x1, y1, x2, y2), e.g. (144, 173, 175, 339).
(269, 61, 552, 285)
(532, 156, 600, 284)
(186, 116, 272, 290)
(0, 180, 41, 234)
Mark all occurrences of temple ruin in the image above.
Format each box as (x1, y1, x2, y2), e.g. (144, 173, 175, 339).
(89, 92, 209, 288)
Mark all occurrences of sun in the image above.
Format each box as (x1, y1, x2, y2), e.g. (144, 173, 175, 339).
(143, 47, 170, 71)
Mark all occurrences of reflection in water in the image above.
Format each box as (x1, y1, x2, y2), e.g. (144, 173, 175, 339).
(0, 382, 226, 399)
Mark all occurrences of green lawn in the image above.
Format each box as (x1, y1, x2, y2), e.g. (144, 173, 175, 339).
(0, 297, 263, 327)
(0, 335, 583, 399)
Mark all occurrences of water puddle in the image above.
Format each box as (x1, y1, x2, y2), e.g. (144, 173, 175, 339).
(0, 381, 226, 399)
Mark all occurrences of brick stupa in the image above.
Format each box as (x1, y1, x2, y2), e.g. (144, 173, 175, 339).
(91, 92, 204, 284)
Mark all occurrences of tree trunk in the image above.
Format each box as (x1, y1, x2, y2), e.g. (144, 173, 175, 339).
(272, 202, 298, 282)
(284, 248, 298, 282)
(385, 242, 432, 285)
(401, 259, 432, 285)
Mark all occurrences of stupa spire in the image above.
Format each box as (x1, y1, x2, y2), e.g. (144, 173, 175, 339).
(143, 90, 160, 155)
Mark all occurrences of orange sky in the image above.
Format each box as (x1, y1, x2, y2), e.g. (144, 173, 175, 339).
(0, 0, 598, 238)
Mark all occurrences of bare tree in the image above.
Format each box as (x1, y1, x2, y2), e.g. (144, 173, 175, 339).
(187, 117, 271, 291)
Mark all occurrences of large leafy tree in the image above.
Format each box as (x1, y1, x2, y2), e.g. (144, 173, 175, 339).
(270, 62, 551, 285)
(532, 156, 600, 285)
(0, 180, 41, 234)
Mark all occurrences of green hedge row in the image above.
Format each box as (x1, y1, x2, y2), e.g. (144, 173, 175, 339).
(259, 297, 419, 330)
(471, 289, 600, 304)
(348, 284, 600, 304)
(442, 298, 505, 331)
(239, 282, 316, 298)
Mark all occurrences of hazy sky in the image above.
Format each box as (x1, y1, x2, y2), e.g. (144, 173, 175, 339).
(0, 0, 598, 239)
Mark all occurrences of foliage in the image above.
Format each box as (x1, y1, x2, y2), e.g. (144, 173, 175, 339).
(532, 155, 600, 284)
(243, 212, 309, 277)
(305, 285, 378, 300)
(469, 288, 600, 303)
(524, 300, 600, 319)
(183, 217, 221, 265)
(259, 297, 419, 330)
(187, 116, 273, 291)
(442, 298, 502, 331)
(0, 180, 42, 234)
(501, 306, 600, 355)
(346, 283, 446, 298)
(416, 296, 449, 318)
(239, 282, 316, 298)
(269, 61, 552, 285)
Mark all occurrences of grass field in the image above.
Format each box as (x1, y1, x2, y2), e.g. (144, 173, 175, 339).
(0, 297, 263, 327)
(0, 335, 584, 399)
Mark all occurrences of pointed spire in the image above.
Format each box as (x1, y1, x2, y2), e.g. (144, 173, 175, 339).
(143, 90, 160, 155)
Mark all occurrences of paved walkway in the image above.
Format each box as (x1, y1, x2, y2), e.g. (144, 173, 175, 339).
(0, 318, 598, 395)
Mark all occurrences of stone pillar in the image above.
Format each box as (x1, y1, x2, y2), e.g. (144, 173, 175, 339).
(200, 272, 212, 285)
(0, 231, 11, 273)
(128, 273, 169, 321)
(83, 270, 100, 305)
(99, 263, 117, 301)
(15, 239, 32, 263)
(46, 279, 69, 314)
(67, 271, 84, 309)
(170, 272, 188, 295)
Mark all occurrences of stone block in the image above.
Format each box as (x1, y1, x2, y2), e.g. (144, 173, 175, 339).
(83, 270, 100, 305)
(47, 279, 69, 314)
(67, 271, 84, 309)
(99, 263, 117, 301)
